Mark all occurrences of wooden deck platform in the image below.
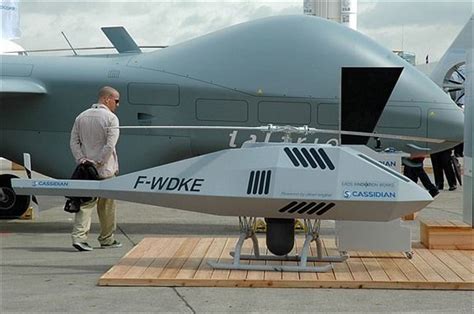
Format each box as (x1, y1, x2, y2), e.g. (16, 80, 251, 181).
(420, 220, 474, 250)
(99, 237, 473, 290)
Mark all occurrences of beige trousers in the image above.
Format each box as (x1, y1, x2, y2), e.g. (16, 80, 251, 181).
(71, 198, 116, 246)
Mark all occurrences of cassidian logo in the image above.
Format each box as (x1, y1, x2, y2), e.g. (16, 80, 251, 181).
(32, 180, 69, 187)
(343, 190, 396, 199)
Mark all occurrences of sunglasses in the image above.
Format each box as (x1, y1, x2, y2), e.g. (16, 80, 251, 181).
(110, 97, 119, 105)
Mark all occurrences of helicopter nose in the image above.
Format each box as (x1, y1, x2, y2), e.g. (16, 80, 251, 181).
(427, 106, 464, 149)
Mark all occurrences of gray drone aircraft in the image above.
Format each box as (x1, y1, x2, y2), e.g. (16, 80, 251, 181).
(2, 15, 465, 272)
(0, 15, 464, 214)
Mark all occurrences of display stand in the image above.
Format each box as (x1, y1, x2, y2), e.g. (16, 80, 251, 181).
(335, 146, 413, 257)
(336, 219, 412, 256)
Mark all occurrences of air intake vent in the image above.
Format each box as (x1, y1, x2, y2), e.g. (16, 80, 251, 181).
(247, 170, 271, 195)
(108, 70, 120, 78)
(284, 147, 335, 170)
(278, 201, 336, 216)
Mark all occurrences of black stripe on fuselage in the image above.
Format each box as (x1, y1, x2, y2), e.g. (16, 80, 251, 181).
(341, 67, 403, 145)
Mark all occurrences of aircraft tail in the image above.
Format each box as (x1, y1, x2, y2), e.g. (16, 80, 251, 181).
(12, 178, 103, 198)
(429, 15, 473, 87)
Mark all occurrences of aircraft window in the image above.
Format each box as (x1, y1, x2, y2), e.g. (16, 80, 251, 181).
(377, 106, 421, 129)
(258, 101, 310, 124)
(316, 103, 338, 126)
(196, 99, 248, 122)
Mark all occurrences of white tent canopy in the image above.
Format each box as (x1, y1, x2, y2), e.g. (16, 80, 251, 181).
(0, 39, 25, 55)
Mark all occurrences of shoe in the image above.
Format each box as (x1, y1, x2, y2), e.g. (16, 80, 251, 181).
(436, 184, 444, 190)
(73, 242, 93, 252)
(449, 186, 457, 191)
(100, 240, 122, 249)
(429, 189, 439, 198)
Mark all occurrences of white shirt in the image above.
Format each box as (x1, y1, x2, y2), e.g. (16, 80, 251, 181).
(70, 104, 119, 178)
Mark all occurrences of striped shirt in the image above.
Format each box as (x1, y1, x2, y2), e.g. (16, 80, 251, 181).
(70, 104, 119, 178)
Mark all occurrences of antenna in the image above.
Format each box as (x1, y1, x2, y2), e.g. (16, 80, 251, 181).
(61, 31, 78, 56)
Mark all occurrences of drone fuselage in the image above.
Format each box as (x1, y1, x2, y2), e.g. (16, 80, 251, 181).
(0, 16, 463, 180)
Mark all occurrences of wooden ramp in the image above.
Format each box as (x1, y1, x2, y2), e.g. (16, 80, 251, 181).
(99, 237, 473, 290)
(420, 220, 474, 250)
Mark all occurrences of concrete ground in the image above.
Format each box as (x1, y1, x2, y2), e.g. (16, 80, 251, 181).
(0, 166, 472, 313)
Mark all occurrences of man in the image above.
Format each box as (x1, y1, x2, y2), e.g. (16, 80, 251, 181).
(402, 157, 439, 198)
(69, 86, 121, 251)
(430, 148, 457, 191)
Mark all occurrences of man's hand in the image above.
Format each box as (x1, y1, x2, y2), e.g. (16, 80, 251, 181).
(79, 158, 97, 165)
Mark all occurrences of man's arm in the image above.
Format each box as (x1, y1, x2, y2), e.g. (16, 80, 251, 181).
(98, 115, 120, 165)
(70, 120, 86, 163)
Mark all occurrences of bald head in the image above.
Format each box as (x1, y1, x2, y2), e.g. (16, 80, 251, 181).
(98, 86, 120, 113)
(98, 86, 119, 99)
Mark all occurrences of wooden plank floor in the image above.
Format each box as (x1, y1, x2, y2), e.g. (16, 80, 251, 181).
(99, 237, 474, 290)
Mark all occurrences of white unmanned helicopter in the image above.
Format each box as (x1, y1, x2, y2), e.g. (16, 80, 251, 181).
(12, 125, 436, 272)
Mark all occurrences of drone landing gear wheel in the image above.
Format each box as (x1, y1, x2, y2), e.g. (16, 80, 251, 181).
(0, 174, 30, 219)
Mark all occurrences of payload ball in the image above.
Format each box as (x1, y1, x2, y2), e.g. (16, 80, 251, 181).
(265, 218, 295, 256)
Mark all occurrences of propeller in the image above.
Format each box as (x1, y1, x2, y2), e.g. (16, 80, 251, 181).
(456, 93, 465, 105)
(443, 63, 466, 106)
(454, 68, 466, 81)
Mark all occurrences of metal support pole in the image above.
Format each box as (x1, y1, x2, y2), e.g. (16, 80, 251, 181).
(464, 45, 473, 225)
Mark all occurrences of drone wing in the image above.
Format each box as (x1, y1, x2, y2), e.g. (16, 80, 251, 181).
(0, 77, 47, 96)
